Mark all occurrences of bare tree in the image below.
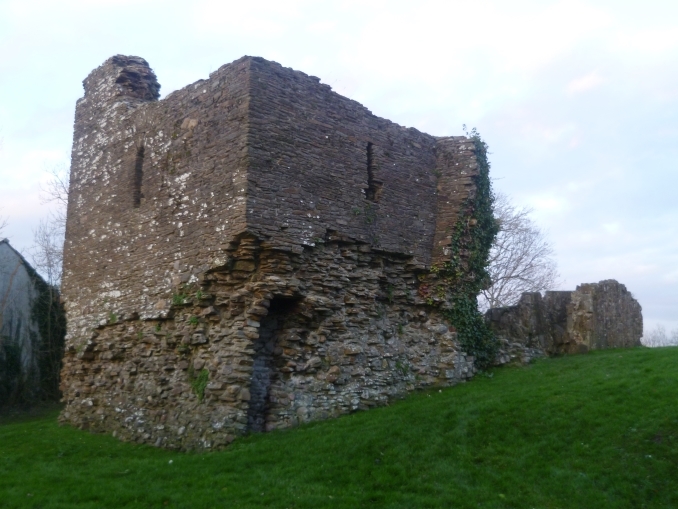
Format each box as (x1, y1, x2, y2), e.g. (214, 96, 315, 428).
(31, 220, 64, 288)
(479, 192, 560, 310)
(30, 164, 69, 288)
(0, 132, 7, 237)
(41, 163, 69, 230)
(641, 324, 678, 347)
(27, 164, 69, 402)
(0, 212, 7, 237)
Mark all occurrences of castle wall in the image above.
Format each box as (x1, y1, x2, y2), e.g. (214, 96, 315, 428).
(485, 280, 643, 354)
(60, 55, 491, 450)
(431, 137, 481, 264)
(63, 56, 479, 350)
(60, 236, 476, 449)
(63, 56, 252, 342)
(245, 58, 441, 261)
(569, 281, 643, 350)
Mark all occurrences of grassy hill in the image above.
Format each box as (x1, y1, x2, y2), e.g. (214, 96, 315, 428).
(1, 347, 677, 508)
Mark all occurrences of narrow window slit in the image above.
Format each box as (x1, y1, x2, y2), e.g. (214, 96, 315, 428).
(365, 142, 382, 202)
(133, 145, 145, 208)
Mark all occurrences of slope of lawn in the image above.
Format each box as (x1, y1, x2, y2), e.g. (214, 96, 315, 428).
(1, 346, 677, 508)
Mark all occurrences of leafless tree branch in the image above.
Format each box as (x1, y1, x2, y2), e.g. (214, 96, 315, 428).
(39, 163, 69, 232)
(30, 164, 70, 288)
(641, 324, 678, 347)
(0, 212, 7, 237)
(31, 219, 64, 288)
(479, 192, 560, 311)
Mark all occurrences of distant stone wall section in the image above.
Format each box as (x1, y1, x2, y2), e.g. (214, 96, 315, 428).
(485, 280, 643, 355)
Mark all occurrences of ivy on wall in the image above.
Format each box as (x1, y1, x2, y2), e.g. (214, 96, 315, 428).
(429, 131, 499, 369)
(31, 276, 67, 402)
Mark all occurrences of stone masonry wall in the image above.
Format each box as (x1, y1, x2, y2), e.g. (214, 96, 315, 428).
(60, 235, 477, 449)
(63, 56, 478, 350)
(569, 281, 643, 350)
(60, 55, 493, 449)
(245, 57, 476, 264)
(485, 280, 643, 355)
(63, 56, 251, 343)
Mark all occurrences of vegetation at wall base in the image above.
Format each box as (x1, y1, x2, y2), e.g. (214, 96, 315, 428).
(0, 336, 24, 405)
(2, 347, 677, 508)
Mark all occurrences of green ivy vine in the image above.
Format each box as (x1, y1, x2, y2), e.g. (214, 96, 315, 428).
(1, 262, 66, 406)
(430, 130, 499, 369)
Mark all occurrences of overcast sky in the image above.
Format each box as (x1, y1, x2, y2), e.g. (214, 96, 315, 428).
(1, 0, 676, 334)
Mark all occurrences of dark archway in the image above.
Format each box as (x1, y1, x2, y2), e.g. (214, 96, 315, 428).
(246, 296, 299, 432)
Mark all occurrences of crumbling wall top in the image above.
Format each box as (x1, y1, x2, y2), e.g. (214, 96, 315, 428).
(82, 55, 160, 105)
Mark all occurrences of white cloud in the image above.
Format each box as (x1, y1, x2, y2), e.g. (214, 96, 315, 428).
(567, 72, 605, 95)
(527, 194, 570, 215)
(601, 222, 621, 234)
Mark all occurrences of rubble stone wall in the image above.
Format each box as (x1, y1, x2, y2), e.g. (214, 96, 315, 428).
(485, 280, 643, 355)
(60, 235, 478, 450)
(569, 281, 643, 350)
(60, 55, 495, 449)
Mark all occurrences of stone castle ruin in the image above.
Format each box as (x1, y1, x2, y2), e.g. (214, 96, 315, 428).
(486, 280, 643, 358)
(59, 55, 642, 450)
(60, 55, 495, 449)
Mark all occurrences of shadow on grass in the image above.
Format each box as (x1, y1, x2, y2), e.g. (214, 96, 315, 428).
(0, 401, 63, 425)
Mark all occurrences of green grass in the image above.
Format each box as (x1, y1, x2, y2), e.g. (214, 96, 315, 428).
(1, 347, 677, 508)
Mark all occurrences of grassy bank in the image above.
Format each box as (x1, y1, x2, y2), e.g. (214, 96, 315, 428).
(1, 347, 677, 508)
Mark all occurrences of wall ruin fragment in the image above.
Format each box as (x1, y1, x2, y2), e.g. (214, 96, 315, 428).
(485, 280, 643, 356)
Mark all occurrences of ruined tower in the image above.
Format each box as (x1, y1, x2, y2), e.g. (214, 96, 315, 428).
(60, 55, 488, 449)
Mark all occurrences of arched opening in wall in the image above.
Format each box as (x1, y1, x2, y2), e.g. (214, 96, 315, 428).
(132, 145, 145, 208)
(365, 142, 383, 202)
(246, 296, 300, 433)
